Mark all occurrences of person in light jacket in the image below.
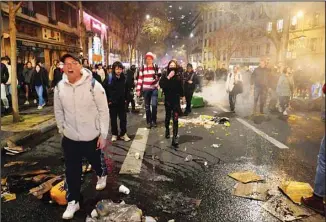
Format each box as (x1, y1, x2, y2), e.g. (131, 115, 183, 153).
(54, 54, 109, 220)
(276, 67, 294, 116)
(226, 66, 243, 112)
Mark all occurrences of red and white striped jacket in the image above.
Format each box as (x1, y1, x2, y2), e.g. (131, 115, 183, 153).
(136, 64, 162, 92)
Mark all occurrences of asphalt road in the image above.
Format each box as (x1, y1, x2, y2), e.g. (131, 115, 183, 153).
(1, 101, 325, 222)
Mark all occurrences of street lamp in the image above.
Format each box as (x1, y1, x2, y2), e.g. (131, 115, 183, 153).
(297, 10, 303, 18)
(146, 14, 150, 20)
(190, 33, 194, 38)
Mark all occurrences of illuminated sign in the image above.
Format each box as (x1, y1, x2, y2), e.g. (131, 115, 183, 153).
(42, 28, 61, 42)
(91, 19, 102, 31)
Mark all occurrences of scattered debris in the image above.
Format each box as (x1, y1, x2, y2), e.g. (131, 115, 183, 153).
(262, 195, 311, 221)
(149, 175, 173, 182)
(279, 181, 313, 205)
(272, 132, 279, 135)
(204, 161, 208, 166)
(186, 131, 191, 134)
(224, 121, 231, 127)
(212, 116, 230, 124)
(29, 176, 62, 199)
(228, 171, 264, 183)
(119, 185, 130, 194)
(1, 178, 7, 186)
(19, 170, 51, 177)
(232, 182, 272, 201)
(212, 144, 221, 148)
(94, 200, 142, 221)
(1, 192, 16, 202)
(82, 164, 92, 173)
(134, 152, 140, 160)
(144, 216, 157, 222)
(167, 220, 175, 222)
(4, 161, 38, 168)
(184, 155, 193, 162)
(213, 111, 218, 114)
(225, 132, 230, 136)
(240, 134, 244, 137)
(91, 209, 98, 218)
(50, 180, 67, 205)
(4, 146, 27, 155)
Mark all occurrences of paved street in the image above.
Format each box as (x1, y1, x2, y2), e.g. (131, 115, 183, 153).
(1, 98, 325, 221)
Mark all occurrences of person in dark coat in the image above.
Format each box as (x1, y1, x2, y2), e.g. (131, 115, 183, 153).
(1, 58, 10, 111)
(31, 64, 48, 109)
(22, 61, 34, 105)
(125, 65, 136, 112)
(103, 61, 130, 142)
(51, 62, 64, 88)
(36, 61, 49, 104)
(183, 63, 198, 116)
(91, 66, 102, 84)
(159, 60, 184, 148)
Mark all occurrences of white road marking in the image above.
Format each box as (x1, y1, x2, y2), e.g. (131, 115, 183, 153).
(216, 104, 289, 149)
(119, 128, 150, 174)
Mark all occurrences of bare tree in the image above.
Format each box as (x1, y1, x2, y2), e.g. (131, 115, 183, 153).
(8, 1, 22, 122)
(78, 1, 87, 58)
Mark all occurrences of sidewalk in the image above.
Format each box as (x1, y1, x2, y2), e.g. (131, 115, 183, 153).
(1, 106, 57, 149)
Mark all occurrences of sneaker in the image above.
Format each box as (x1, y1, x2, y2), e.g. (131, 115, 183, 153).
(62, 200, 80, 219)
(283, 110, 288, 116)
(111, 135, 118, 142)
(34, 99, 37, 104)
(37, 106, 43, 110)
(120, 134, 131, 142)
(96, 175, 107, 191)
(152, 122, 157, 128)
(41, 103, 46, 107)
(24, 101, 30, 105)
(146, 123, 152, 129)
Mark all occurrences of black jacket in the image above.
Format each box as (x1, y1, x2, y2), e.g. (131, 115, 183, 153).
(17, 63, 24, 83)
(31, 68, 49, 88)
(251, 66, 270, 88)
(51, 68, 64, 88)
(159, 69, 184, 105)
(103, 73, 128, 105)
(92, 72, 102, 85)
(183, 71, 199, 92)
(125, 69, 135, 90)
(1, 63, 9, 84)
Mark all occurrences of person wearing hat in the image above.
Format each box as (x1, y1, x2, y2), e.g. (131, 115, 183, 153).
(54, 53, 109, 220)
(183, 63, 199, 116)
(136, 52, 162, 129)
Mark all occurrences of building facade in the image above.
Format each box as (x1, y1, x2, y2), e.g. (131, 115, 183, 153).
(1, 1, 80, 71)
(188, 12, 204, 69)
(107, 13, 125, 64)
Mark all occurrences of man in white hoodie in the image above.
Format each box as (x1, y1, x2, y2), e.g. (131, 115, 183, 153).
(54, 54, 109, 220)
(226, 65, 243, 112)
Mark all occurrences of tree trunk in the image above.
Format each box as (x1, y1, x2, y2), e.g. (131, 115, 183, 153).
(78, 1, 87, 58)
(8, 1, 20, 122)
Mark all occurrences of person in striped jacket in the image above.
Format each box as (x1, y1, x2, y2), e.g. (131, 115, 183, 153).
(136, 52, 162, 129)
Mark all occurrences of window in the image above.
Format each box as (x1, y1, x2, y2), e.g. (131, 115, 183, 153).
(266, 43, 270, 54)
(277, 19, 283, 32)
(215, 11, 218, 18)
(267, 22, 272, 33)
(33, 1, 48, 16)
(204, 39, 207, 47)
(56, 2, 69, 24)
(204, 52, 207, 61)
(251, 11, 255, 20)
(313, 12, 320, 27)
(210, 12, 212, 19)
(249, 47, 253, 56)
(209, 23, 212, 32)
(214, 22, 217, 31)
(256, 45, 260, 56)
(310, 38, 317, 51)
(259, 5, 263, 17)
(71, 7, 77, 28)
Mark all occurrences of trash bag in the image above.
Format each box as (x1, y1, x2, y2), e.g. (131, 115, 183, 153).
(93, 200, 142, 222)
(50, 180, 67, 206)
(191, 96, 205, 108)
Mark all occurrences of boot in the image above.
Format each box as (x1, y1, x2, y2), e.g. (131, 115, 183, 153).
(165, 128, 170, 139)
(171, 122, 179, 148)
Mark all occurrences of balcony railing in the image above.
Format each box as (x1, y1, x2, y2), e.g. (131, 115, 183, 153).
(21, 7, 36, 17)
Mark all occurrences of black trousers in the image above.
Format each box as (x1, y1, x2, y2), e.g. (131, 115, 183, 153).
(62, 136, 106, 202)
(229, 92, 237, 111)
(126, 90, 135, 110)
(165, 98, 180, 137)
(184, 88, 194, 112)
(254, 86, 267, 113)
(143, 89, 158, 124)
(109, 102, 127, 136)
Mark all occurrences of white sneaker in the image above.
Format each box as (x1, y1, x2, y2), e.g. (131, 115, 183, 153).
(62, 200, 80, 219)
(111, 135, 118, 142)
(34, 99, 37, 104)
(120, 134, 131, 142)
(283, 110, 288, 116)
(278, 106, 282, 113)
(41, 103, 46, 107)
(24, 101, 30, 105)
(37, 106, 43, 110)
(96, 175, 107, 191)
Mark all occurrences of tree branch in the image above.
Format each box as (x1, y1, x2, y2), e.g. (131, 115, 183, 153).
(14, 1, 23, 14)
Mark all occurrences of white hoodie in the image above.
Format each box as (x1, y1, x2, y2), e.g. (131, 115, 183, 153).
(54, 68, 109, 141)
(226, 71, 243, 93)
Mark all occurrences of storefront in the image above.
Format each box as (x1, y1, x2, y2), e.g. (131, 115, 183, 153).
(83, 11, 108, 65)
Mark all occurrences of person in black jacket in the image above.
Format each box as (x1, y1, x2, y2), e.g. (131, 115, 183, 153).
(125, 65, 136, 112)
(31, 64, 48, 109)
(1, 59, 10, 111)
(103, 61, 130, 142)
(159, 60, 184, 148)
(36, 61, 49, 104)
(250, 59, 270, 114)
(51, 62, 64, 88)
(183, 63, 198, 116)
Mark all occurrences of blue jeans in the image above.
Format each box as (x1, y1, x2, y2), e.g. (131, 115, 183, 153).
(35, 85, 45, 106)
(314, 136, 325, 197)
(143, 89, 158, 124)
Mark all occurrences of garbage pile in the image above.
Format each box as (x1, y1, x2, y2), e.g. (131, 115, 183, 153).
(228, 170, 315, 221)
(178, 115, 230, 129)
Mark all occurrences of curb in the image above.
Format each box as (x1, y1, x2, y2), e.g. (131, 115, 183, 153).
(1, 118, 57, 150)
